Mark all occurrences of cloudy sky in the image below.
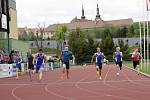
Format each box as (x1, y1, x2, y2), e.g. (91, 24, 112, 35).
(16, 0, 148, 28)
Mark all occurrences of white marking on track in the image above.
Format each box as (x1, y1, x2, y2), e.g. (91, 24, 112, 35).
(74, 66, 137, 100)
(11, 85, 28, 100)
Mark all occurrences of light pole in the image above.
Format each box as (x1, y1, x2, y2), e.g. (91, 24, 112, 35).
(6, 0, 10, 53)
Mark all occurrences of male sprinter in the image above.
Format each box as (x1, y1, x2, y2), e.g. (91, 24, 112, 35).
(35, 49, 45, 82)
(114, 47, 123, 75)
(61, 46, 75, 79)
(27, 49, 34, 81)
(91, 47, 104, 80)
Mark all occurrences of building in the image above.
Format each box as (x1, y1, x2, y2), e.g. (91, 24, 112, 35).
(18, 3, 133, 39)
(9, 0, 18, 40)
(18, 27, 52, 40)
(45, 3, 133, 37)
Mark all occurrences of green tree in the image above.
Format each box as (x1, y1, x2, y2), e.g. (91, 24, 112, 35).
(128, 25, 135, 37)
(68, 28, 86, 63)
(117, 39, 130, 60)
(54, 25, 68, 55)
(100, 28, 114, 60)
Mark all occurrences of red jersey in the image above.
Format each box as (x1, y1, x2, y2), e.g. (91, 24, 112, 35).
(132, 52, 140, 61)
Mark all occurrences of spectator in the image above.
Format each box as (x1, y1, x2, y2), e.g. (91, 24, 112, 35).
(1, 52, 10, 64)
(48, 56, 54, 71)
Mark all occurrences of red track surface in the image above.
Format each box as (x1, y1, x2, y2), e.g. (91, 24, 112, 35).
(0, 64, 150, 100)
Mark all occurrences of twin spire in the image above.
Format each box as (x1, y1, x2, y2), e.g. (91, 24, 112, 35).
(81, 3, 101, 20)
(81, 5, 86, 19)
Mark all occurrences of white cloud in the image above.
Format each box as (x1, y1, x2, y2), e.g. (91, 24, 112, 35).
(16, 0, 148, 28)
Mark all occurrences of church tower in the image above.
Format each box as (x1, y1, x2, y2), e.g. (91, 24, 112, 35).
(81, 5, 86, 19)
(95, 3, 102, 20)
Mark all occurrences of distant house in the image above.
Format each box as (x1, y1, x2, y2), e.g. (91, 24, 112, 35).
(45, 4, 133, 37)
(18, 3, 133, 39)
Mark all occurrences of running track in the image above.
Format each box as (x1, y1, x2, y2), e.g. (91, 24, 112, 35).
(0, 64, 150, 100)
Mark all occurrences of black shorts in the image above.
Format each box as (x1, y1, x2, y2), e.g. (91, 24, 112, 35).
(116, 62, 122, 67)
(133, 61, 139, 69)
(28, 63, 34, 70)
(96, 63, 102, 70)
(63, 62, 70, 69)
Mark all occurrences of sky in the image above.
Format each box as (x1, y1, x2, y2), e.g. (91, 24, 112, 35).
(16, 0, 148, 28)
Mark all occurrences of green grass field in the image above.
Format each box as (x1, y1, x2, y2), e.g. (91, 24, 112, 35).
(125, 61, 150, 75)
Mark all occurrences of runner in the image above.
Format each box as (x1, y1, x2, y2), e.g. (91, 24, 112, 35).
(114, 47, 123, 75)
(132, 48, 141, 74)
(61, 46, 75, 79)
(48, 56, 54, 71)
(27, 49, 34, 81)
(91, 47, 104, 80)
(35, 49, 45, 82)
(15, 51, 22, 79)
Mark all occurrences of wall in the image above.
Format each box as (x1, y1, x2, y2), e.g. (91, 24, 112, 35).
(9, 8, 18, 40)
(11, 40, 28, 61)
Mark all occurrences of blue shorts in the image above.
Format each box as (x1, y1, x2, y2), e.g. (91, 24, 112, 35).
(36, 64, 44, 72)
(96, 63, 102, 69)
(62, 62, 70, 69)
(16, 63, 21, 71)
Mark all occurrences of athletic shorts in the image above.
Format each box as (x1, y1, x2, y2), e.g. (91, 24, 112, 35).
(116, 62, 122, 67)
(96, 63, 102, 70)
(63, 62, 70, 69)
(36, 64, 44, 72)
(16, 64, 21, 72)
(28, 63, 34, 70)
(133, 61, 139, 69)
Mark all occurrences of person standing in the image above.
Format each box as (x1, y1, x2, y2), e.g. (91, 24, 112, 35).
(61, 46, 75, 79)
(48, 56, 54, 71)
(91, 47, 104, 80)
(114, 47, 123, 75)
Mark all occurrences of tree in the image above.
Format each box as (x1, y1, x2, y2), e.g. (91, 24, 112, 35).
(35, 31, 40, 49)
(18, 30, 28, 41)
(84, 34, 100, 61)
(100, 28, 114, 60)
(28, 32, 35, 41)
(38, 24, 45, 49)
(54, 25, 68, 55)
(117, 39, 130, 60)
(121, 26, 128, 37)
(68, 28, 87, 63)
(116, 26, 128, 38)
(128, 25, 135, 37)
(34, 23, 46, 50)
(68, 28, 100, 63)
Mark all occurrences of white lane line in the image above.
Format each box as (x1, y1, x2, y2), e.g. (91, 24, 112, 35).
(45, 79, 76, 100)
(44, 65, 96, 100)
(11, 85, 28, 100)
(101, 65, 150, 95)
(103, 64, 111, 84)
(123, 66, 150, 88)
(74, 65, 137, 100)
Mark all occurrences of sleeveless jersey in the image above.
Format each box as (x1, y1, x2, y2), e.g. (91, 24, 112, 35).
(115, 52, 122, 62)
(36, 55, 45, 67)
(95, 52, 104, 64)
(132, 52, 140, 61)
